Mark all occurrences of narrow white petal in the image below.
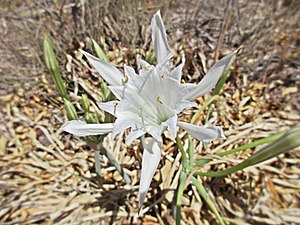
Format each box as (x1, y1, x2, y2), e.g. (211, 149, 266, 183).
(179, 83, 198, 97)
(146, 125, 164, 142)
(170, 61, 184, 81)
(62, 120, 113, 136)
(97, 101, 119, 116)
(81, 50, 123, 86)
(185, 49, 238, 101)
(151, 10, 172, 65)
(163, 115, 177, 139)
(127, 129, 146, 144)
(108, 86, 124, 100)
(175, 100, 197, 114)
(112, 112, 143, 139)
(124, 64, 137, 79)
(139, 59, 155, 74)
(139, 138, 161, 210)
(177, 121, 226, 143)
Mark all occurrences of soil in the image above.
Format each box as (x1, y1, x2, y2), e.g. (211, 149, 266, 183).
(0, 0, 299, 224)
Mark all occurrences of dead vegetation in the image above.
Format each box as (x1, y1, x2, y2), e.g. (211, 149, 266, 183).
(0, 0, 300, 224)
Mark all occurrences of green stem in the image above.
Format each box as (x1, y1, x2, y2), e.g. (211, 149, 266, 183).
(205, 106, 213, 124)
(191, 95, 219, 124)
(205, 69, 230, 124)
(175, 135, 190, 224)
(192, 177, 226, 225)
(176, 135, 188, 169)
(175, 172, 187, 225)
(94, 149, 102, 185)
(94, 149, 101, 177)
(188, 135, 194, 165)
(88, 140, 131, 184)
(99, 144, 131, 184)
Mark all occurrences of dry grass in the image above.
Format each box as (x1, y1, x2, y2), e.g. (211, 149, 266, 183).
(0, 0, 300, 224)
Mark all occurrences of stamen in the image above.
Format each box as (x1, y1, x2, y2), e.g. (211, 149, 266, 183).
(113, 102, 118, 115)
(122, 74, 129, 84)
(157, 96, 163, 104)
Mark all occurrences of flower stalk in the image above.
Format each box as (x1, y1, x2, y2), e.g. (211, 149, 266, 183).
(88, 140, 131, 185)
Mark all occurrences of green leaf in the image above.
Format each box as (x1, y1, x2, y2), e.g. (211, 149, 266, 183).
(191, 95, 219, 124)
(212, 69, 230, 96)
(195, 124, 300, 177)
(176, 136, 188, 169)
(174, 172, 187, 225)
(145, 51, 156, 64)
(92, 39, 109, 62)
(192, 177, 226, 225)
(43, 36, 68, 99)
(63, 98, 78, 120)
(217, 132, 284, 157)
(81, 94, 90, 113)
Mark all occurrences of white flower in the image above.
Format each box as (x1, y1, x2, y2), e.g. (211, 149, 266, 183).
(62, 11, 238, 208)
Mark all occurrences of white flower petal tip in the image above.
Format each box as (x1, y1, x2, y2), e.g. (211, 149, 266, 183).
(80, 49, 123, 86)
(138, 138, 161, 210)
(177, 121, 226, 143)
(185, 48, 239, 101)
(151, 10, 172, 65)
(61, 120, 114, 137)
(97, 101, 118, 116)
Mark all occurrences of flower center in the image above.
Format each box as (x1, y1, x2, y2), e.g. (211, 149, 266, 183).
(121, 66, 181, 126)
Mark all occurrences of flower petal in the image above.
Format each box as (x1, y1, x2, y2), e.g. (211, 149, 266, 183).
(108, 86, 124, 100)
(177, 121, 226, 143)
(97, 101, 119, 116)
(62, 120, 113, 136)
(81, 50, 123, 86)
(127, 129, 146, 144)
(179, 83, 198, 97)
(163, 115, 177, 139)
(139, 138, 161, 210)
(124, 64, 137, 80)
(175, 100, 197, 114)
(151, 10, 172, 66)
(112, 112, 143, 139)
(185, 49, 238, 101)
(169, 61, 184, 81)
(146, 124, 164, 142)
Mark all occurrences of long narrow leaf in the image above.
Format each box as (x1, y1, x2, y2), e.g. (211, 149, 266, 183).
(195, 124, 300, 177)
(192, 177, 226, 225)
(194, 131, 284, 168)
(43, 36, 68, 99)
(92, 39, 109, 62)
(175, 172, 187, 225)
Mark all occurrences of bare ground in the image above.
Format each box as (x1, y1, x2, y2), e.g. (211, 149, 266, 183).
(0, 0, 300, 224)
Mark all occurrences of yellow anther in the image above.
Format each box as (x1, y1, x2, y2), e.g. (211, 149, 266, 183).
(157, 96, 163, 104)
(122, 75, 129, 84)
